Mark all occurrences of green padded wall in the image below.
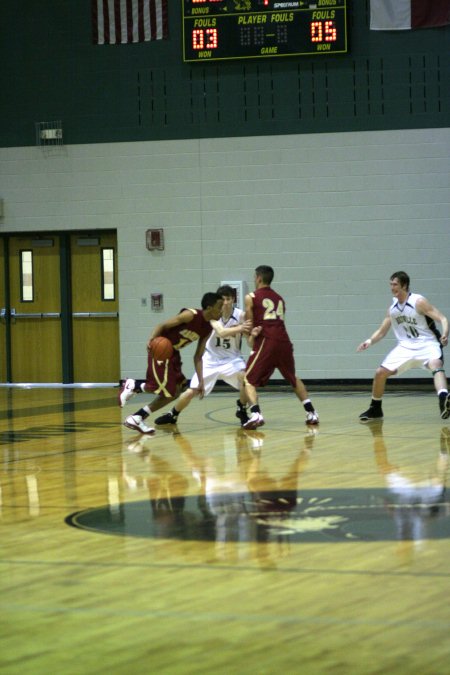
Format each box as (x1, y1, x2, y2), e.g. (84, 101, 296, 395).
(0, 0, 449, 147)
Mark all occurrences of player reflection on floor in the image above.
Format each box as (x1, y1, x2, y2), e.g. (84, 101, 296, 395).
(368, 421, 450, 563)
(178, 429, 314, 569)
(123, 428, 315, 568)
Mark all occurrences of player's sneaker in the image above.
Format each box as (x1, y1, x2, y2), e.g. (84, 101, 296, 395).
(359, 406, 383, 422)
(119, 378, 136, 407)
(305, 411, 319, 425)
(124, 414, 155, 434)
(155, 411, 178, 425)
(243, 412, 265, 430)
(235, 399, 249, 426)
(439, 393, 450, 420)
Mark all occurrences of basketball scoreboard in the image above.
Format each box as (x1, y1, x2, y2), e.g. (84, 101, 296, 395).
(182, 0, 348, 62)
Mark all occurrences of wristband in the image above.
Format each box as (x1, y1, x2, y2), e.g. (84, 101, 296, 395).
(366, 339, 372, 346)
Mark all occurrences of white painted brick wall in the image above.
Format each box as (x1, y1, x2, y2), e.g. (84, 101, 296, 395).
(1, 128, 449, 381)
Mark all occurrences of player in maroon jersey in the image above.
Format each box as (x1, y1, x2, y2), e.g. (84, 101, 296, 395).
(243, 265, 319, 429)
(120, 292, 223, 434)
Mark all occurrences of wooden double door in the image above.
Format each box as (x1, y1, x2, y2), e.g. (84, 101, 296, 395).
(0, 232, 120, 383)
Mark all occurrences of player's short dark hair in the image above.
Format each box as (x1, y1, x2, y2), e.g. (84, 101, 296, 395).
(255, 265, 274, 285)
(201, 292, 222, 309)
(217, 284, 235, 298)
(390, 271, 410, 290)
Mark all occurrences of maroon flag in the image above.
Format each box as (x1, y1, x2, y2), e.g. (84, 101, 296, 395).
(92, 0, 168, 44)
(370, 0, 450, 30)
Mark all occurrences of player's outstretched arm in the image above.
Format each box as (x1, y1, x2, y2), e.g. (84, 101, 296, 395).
(357, 315, 391, 352)
(210, 318, 252, 338)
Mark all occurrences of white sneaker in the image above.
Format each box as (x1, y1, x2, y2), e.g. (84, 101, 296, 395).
(305, 411, 319, 425)
(243, 412, 265, 430)
(119, 378, 136, 407)
(124, 414, 155, 434)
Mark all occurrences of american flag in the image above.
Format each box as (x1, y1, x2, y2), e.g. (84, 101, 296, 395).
(92, 0, 168, 44)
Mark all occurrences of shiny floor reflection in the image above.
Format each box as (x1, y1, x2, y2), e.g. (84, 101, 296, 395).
(68, 427, 450, 549)
(1, 386, 450, 674)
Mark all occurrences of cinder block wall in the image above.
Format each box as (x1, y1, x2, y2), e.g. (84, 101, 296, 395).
(1, 126, 448, 380)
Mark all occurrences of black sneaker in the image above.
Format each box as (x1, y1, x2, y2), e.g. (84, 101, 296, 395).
(155, 411, 178, 425)
(359, 406, 383, 422)
(439, 393, 450, 420)
(235, 400, 249, 426)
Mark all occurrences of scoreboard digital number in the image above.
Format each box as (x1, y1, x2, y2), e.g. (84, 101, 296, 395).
(182, 0, 348, 63)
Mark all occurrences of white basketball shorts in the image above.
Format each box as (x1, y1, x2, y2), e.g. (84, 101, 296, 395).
(381, 342, 442, 374)
(190, 356, 246, 396)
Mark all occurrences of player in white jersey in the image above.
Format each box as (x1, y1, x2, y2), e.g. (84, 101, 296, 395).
(154, 286, 252, 426)
(357, 271, 450, 421)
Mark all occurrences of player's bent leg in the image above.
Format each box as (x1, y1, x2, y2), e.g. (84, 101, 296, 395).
(293, 377, 309, 402)
(149, 395, 176, 413)
(242, 377, 264, 429)
(243, 378, 258, 407)
(221, 371, 249, 425)
(429, 361, 450, 419)
(372, 366, 394, 399)
(118, 378, 137, 407)
(236, 399, 250, 426)
(359, 367, 394, 422)
(155, 388, 198, 425)
(292, 378, 319, 425)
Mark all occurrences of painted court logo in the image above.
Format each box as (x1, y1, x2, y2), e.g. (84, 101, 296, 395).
(66, 488, 450, 543)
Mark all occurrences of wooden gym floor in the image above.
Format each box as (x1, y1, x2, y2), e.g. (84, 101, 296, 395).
(1, 385, 450, 675)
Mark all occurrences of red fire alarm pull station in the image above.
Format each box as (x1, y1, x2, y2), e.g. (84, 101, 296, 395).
(146, 229, 164, 251)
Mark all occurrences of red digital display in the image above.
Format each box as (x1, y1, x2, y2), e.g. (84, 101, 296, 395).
(310, 21, 338, 43)
(183, 1, 348, 63)
(192, 28, 219, 50)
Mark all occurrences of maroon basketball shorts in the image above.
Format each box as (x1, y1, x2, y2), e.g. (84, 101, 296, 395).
(245, 337, 297, 388)
(145, 351, 186, 397)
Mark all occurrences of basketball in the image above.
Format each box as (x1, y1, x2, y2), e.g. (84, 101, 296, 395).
(150, 336, 173, 361)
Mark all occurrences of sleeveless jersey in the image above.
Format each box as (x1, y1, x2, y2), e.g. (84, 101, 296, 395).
(204, 308, 245, 365)
(390, 293, 441, 349)
(145, 308, 213, 397)
(250, 287, 291, 342)
(164, 308, 213, 351)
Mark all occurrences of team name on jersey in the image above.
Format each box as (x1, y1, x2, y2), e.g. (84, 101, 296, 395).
(396, 316, 418, 326)
(179, 328, 200, 342)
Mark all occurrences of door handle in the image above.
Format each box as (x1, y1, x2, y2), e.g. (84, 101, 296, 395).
(10, 308, 61, 319)
(72, 312, 119, 318)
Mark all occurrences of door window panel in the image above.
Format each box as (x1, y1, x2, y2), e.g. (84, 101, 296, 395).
(20, 250, 34, 301)
(102, 248, 115, 301)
